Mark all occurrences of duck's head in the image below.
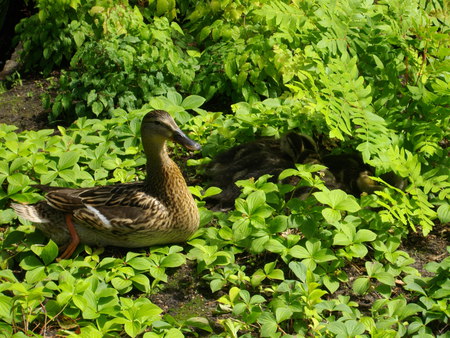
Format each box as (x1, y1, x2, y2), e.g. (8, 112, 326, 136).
(141, 110, 201, 154)
(280, 132, 318, 163)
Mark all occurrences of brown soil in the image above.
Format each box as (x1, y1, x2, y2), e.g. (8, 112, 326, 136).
(0, 78, 50, 131)
(149, 261, 228, 335)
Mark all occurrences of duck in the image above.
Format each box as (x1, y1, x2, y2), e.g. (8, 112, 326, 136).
(206, 132, 318, 208)
(12, 110, 201, 259)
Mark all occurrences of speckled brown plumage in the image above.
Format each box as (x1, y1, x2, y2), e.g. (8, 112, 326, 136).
(12, 110, 201, 257)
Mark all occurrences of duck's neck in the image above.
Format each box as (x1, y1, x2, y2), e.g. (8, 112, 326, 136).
(144, 143, 190, 203)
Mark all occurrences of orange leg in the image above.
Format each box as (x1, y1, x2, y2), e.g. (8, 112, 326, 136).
(58, 214, 80, 260)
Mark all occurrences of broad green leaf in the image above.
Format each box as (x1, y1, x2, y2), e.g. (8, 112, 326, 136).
(160, 253, 185, 268)
(59, 169, 77, 183)
(267, 269, 284, 280)
(250, 235, 269, 253)
(354, 229, 377, 243)
(233, 219, 252, 241)
(10, 157, 28, 173)
(374, 272, 395, 286)
(333, 232, 351, 246)
(258, 312, 277, 337)
(125, 321, 143, 338)
(0, 295, 13, 323)
(131, 274, 151, 293)
(323, 275, 340, 293)
(181, 95, 206, 109)
(288, 261, 307, 282)
(210, 279, 226, 293)
(246, 190, 266, 214)
(437, 203, 450, 223)
(265, 239, 286, 253)
(58, 152, 80, 171)
(127, 257, 152, 270)
(314, 190, 360, 212)
(185, 317, 213, 332)
(322, 208, 342, 223)
(251, 269, 266, 287)
(31, 240, 58, 265)
(111, 277, 133, 292)
(25, 266, 46, 284)
(19, 255, 43, 270)
(349, 243, 368, 258)
(167, 91, 183, 105)
(275, 307, 292, 323)
(353, 277, 370, 295)
(92, 101, 103, 116)
(7, 173, 30, 195)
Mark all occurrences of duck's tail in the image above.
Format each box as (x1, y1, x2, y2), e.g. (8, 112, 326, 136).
(11, 202, 50, 223)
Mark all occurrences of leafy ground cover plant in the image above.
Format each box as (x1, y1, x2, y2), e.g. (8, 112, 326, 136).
(1, 0, 449, 336)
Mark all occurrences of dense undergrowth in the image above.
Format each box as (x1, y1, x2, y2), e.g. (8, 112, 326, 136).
(0, 0, 449, 336)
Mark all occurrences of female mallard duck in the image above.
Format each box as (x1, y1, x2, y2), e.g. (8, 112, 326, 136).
(206, 132, 319, 208)
(12, 110, 201, 259)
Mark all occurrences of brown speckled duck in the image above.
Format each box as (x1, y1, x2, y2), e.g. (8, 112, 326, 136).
(12, 110, 201, 259)
(206, 132, 318, 207)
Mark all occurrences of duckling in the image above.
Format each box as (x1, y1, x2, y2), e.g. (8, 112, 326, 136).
(322, 154, 407, 195)
(356, 170, 383, 194)
(12, 110, 201, 259)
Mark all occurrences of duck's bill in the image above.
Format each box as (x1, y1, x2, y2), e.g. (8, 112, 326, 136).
(173, 130, 201, 151)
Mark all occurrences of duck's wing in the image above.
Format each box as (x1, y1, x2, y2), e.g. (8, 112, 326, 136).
(40, 183, 169, 230)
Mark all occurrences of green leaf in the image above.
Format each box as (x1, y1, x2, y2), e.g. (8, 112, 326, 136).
(160, 253, 186, 268)
(246, 190, 266, 214)
(127, 257, 152, 270)
(0, 295, 13, 323)
(233, 219, 252, 241)
(322, 208, 342, 223)
(202, 186, 222, 198)
(181, 95, 206, 109)
(125, 320, 143, 338)
(184, 317, 213, 332)
(353, 277, 370, 295)
(92, 101, 104, 116)
(7, 173, 30, 195)
(10, 157, 29, 173)
(437, 203, 450, 223)
(73, 31, 85, 47)
(25, 266, 46, 284)
(265, 239, 285, 253)
(314, 190, 360, 212)
(251, 269, 266, 287)
(354, 229, 377, 243)
(31, 240, 58, 265)
(288, 261, 307, 282)
(275, 307, 292, 323)
(131, 274, 151, 293)
(267, 269, 284, 280)
(58, 152, 80, 170)
(323, 275, 340, 293)
(19, 255, 43, 270)
(210, 279, 226, 293)
(258, 312, 277, 337)
(374, 272, 395, 286)
(111, 277, 133, 292)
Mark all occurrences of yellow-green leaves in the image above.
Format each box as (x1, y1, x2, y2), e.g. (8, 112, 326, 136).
(314, 189, 361, 223)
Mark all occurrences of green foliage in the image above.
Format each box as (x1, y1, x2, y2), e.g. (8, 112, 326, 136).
(17, 0, 199, 120)
(3, 0, 449, 336)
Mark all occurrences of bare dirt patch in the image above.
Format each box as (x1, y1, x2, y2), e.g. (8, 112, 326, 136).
(0, 79, 50, 131)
